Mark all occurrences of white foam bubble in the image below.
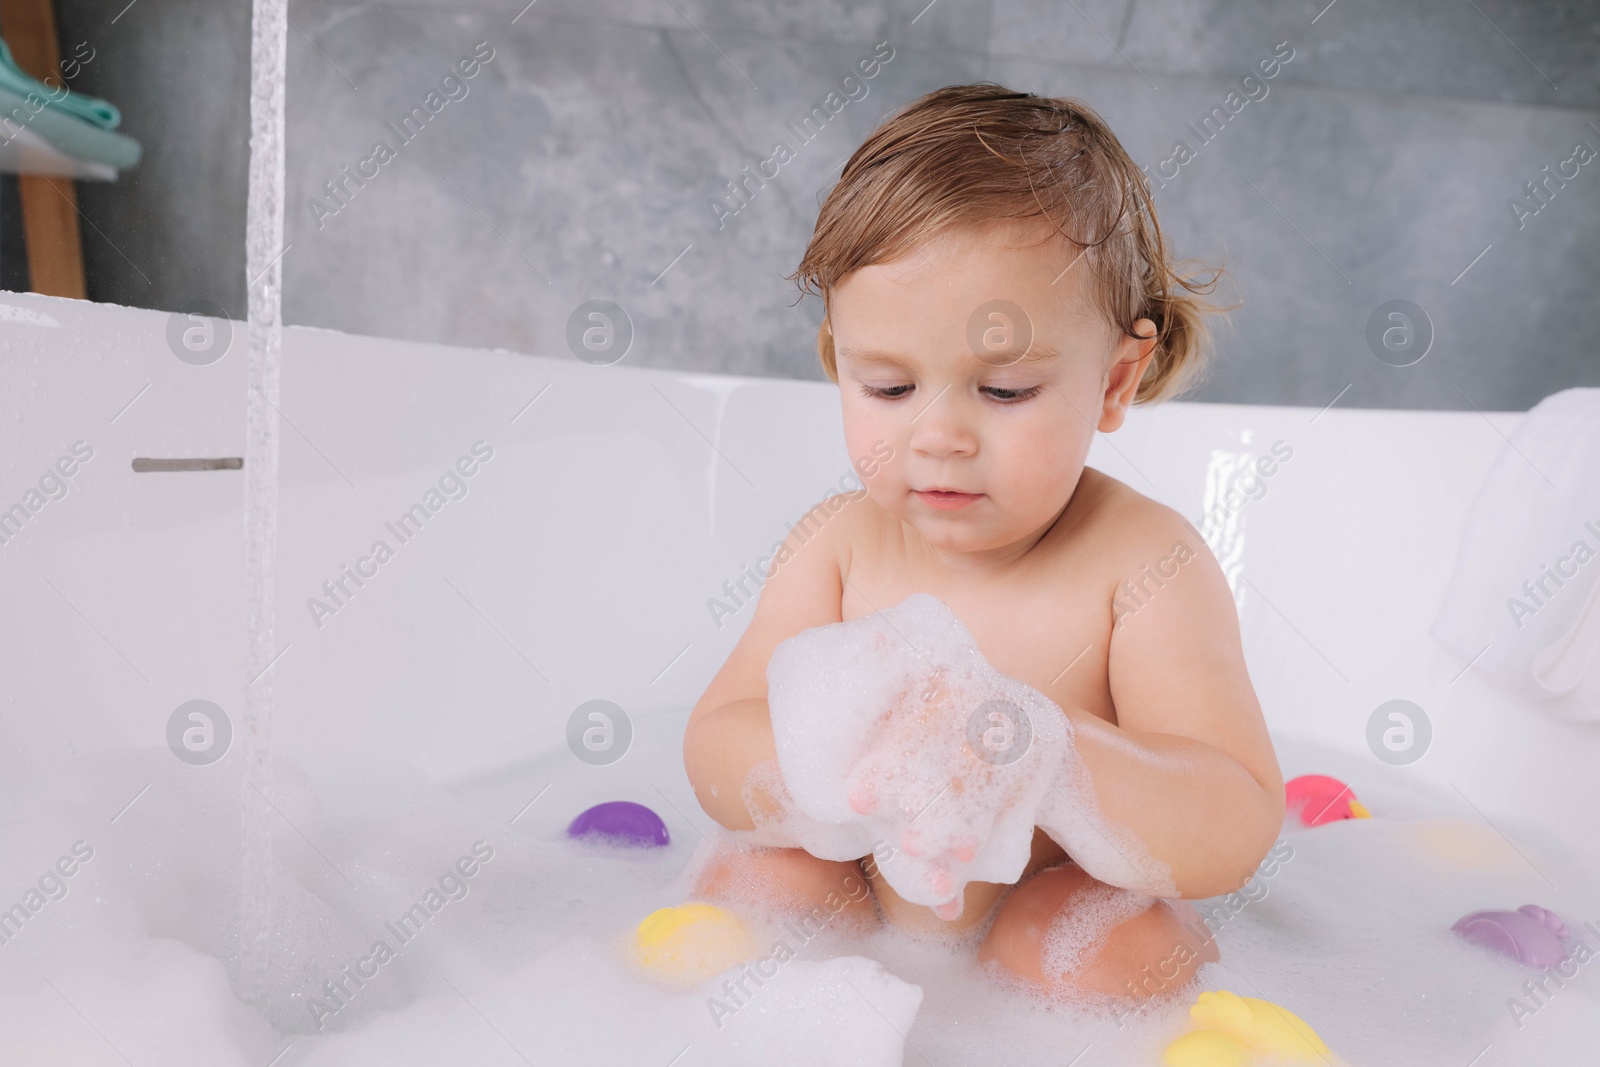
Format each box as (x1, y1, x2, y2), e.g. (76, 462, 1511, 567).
(0, 935, 278, 1064)
(1042, 883, 1155, 979)
(759, 593, 1173, 911)
(299, 937, 922, 1067)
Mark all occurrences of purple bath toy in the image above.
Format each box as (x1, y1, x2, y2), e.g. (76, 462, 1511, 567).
(1452, 905, 1569, 968)
(566, 801, 670, 847)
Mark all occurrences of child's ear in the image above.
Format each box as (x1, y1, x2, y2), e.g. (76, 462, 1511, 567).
(818, 314, 839, 383)
(1098, 318, 1159, 432)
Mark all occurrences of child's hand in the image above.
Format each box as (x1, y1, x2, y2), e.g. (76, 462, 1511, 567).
(763, 595, 1086, 917)
(842, 666, 1039, 915)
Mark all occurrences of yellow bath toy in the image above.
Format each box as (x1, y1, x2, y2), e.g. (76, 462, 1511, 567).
(633, 902, 758, 986)
(1163, 1028, 1247, 1067)
(1188, 990, 1332, 1060)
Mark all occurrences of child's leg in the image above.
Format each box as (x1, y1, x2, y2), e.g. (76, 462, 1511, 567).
(691, 844, 881, 926)
(867, 825, 1070, 936)
(867, 867, 1009, 935)
(977, 861, 1219, 1000)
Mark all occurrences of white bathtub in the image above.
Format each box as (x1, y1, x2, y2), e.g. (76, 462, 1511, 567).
(2, 290, 1597, 1063)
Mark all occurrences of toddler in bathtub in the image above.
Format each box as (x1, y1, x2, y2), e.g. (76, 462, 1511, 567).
(682, 84, 1284, 1004)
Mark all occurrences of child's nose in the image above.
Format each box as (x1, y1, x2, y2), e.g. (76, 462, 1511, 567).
(907, 394, 978, 458)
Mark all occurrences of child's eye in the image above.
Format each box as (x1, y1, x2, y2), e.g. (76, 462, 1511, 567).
(981, 385, 1043, 403)
(857, 383, 1041, 403)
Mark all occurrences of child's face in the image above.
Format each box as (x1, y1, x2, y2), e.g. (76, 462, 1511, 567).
(830, 222, 1156, 563)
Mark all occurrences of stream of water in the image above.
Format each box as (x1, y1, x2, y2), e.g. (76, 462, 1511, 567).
(242, 0, 287, 1005)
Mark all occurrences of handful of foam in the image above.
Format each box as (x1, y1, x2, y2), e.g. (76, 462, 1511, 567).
(757, 593, 1171, 915)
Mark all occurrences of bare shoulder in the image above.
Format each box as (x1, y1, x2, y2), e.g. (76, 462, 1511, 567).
(1060, 468, 1208, 580)
(1056, 468, 1244, 677)
(1077, 471, 1269, 776)
(785, 485, 885, 572)
(689, 488, 874, 725)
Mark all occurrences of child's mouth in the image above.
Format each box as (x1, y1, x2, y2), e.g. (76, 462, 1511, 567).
(915, 489, 983, 510)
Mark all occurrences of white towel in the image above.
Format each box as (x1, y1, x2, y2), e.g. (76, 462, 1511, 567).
(1432, 388, 1600, 718)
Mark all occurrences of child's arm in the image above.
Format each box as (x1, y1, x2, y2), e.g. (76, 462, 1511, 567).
(683, 502, 851, 838)
(1070, 503, 1285, 899)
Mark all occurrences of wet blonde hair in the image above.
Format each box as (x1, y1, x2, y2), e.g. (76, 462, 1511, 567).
(789, 83, 1227, 403)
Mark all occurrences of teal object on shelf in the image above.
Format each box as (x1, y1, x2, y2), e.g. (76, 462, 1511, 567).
(0, 37, 120, 130)
(0, 84, 141, 171)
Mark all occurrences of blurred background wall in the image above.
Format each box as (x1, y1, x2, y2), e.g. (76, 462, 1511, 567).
(7, 0, 1599, 411)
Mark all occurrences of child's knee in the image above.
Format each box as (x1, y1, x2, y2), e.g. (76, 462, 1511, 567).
(978, 866, 1217, 1000)
(693, 846, 879, 924)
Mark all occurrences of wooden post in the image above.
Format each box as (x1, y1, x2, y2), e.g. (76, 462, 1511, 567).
(0, 0, 87, 299)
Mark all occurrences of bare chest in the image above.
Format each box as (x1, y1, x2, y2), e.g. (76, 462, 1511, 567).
(839, 539, 1117, 723)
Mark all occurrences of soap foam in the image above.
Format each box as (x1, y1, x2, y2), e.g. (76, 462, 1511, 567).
(1042, 882, 1157, 979)
(4, 729, 1600, 1064)
(758, 593, 1174, 910)
(298, 939, 923, 1067)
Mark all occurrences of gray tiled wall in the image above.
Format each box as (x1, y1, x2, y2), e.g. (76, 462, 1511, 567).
(43, 0, 1600, 411)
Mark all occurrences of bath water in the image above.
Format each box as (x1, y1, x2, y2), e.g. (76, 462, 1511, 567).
(243, 0, 288, 1004)
(2, 726, 1597, 1065)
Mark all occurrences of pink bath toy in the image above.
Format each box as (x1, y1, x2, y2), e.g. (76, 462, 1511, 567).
(566, 801, 670, 847)
(1452, 905, 1569, 969)
(1284, 774, 1371, 827)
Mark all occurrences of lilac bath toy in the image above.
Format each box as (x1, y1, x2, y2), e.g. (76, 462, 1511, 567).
(1452, 905, 1569, 968)
(566, 801, 670, 847)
